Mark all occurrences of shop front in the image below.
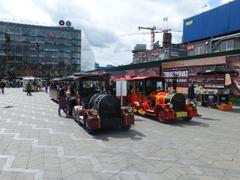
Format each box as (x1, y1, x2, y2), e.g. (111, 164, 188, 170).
(110, 67, 160, 77)
(161, 55, 240, 107)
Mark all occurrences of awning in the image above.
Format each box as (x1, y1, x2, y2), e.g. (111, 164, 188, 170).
(197, 66, 237, 75)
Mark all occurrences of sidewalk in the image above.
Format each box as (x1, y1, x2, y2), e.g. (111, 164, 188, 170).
(0, 88, 240, 180)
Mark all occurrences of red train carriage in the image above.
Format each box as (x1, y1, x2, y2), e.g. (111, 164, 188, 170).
(112, 75, 198, 123)
(72, 73, 134, 133)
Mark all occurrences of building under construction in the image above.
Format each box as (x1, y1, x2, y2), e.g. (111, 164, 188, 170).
(132, 1, 240, 64)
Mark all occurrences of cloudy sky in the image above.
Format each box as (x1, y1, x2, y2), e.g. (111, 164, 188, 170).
(0, 0, 233, 66)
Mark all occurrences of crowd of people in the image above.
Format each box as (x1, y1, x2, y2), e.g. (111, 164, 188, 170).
(25, 79, 50, 96)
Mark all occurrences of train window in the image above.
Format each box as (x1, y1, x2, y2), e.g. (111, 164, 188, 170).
(146, 80, 155, 95)
(82, 80, 105, 96)
(127, 81, 134, 94)
(109, 80, 116, 95)
(157, 81, 163, 91)
(136, 80, 143, 94)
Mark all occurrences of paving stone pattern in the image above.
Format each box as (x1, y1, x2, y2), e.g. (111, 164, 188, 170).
(0, 88, 240, 180)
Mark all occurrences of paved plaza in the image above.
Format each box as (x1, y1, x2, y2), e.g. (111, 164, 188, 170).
(0, 88, 240, 180)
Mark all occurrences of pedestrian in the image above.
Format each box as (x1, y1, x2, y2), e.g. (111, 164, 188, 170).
(188, 80, 196, 102)
(66, 88, 77, 117)
(58, 86, 66, 116)
(172, 74, 178, 93)
(109, 80, 116, 95)
(26, 81, 32, 96)
(45, 83, 48, 93)
(37, 81, 41, 91)
(0, 80, 6, 94)
(32, 80, 37, 91)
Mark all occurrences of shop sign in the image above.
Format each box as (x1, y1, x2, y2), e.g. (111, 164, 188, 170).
(186, 45, 195, 51)
(170, 51, 179, 57)
(151, 51, 160, 57)
(164, 70, 189, 78)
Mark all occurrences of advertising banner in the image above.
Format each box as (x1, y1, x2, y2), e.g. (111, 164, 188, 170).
(162, 56, 227, 94)
(226, 56, 240, 97)
(162, 55, 240, 97)
(111, 67, 160, 77)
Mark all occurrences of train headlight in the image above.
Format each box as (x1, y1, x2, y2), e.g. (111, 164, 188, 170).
(167, 103, 173, 109)
(191, 101, 196, 107)
(127, 106, 133, 113)
(91, 109, 98, 116)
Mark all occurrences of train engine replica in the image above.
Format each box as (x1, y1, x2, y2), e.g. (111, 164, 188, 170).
(146, 90, 198, 122)
(72, 73, 134, 133)
(114, 76, 197, 123)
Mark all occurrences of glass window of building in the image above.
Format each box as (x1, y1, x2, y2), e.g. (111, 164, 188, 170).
(0, 21, 83, 78)
(194, 45, 205, 55)
(220, 39, 234, 51)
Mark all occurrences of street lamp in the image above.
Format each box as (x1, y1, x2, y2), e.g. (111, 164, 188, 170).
(35, 42, 41, 77)
(36, 42, 39, 63)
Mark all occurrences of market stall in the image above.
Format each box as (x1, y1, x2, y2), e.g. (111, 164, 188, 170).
(196, 67, 236, 109)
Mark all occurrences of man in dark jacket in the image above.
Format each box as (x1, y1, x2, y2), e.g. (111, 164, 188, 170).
(188, 80, 196, 101)
(172, 74, 178, 93)
(26, 81, 32, 96)
(66, 88, 77, 117)
(0, 80, 6, 94)
(58, 86, 66, 116)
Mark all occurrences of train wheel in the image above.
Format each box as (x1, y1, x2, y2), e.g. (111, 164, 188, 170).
(84, 117, 93, 134)
(157, 108, 166, 123)
(72, 109, 77, 121)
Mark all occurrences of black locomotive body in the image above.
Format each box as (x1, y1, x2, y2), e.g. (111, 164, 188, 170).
(72, 73, 134, 133)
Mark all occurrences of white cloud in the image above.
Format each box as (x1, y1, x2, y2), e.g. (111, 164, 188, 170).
(220, 0, 233, 5)
(0, 0, 53, 25)
(0, 0, 216, 66)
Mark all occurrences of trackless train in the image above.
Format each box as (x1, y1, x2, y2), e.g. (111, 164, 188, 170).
(113, 75, 198, 123)
(49, 73, 134, 133)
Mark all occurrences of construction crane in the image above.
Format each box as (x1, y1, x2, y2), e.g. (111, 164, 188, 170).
(138, 26, 171, 49)
(119, 26, 182, 50)
(138, 26, 171, 50)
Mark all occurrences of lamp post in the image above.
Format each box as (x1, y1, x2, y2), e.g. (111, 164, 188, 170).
(35, 42, 41, 77)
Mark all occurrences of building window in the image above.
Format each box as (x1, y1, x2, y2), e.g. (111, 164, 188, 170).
(194, 45, 205, 55)
(226, 39, 234, 51)
(220, 39, 234, 51)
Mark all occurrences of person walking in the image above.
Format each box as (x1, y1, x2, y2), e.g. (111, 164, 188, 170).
(26, 81, 32, 96)
(58, 86, 66, 116)
(45, 83, 48, 93)
(66, 88, 77, 117)
(172, 74, 178, 93)
(0, 80, 6, 94)
(188, 80, 196, 102)
(109, 80, 116, 95)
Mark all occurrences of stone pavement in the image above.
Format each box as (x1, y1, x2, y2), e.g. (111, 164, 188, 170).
(0, 88, 240, 180)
